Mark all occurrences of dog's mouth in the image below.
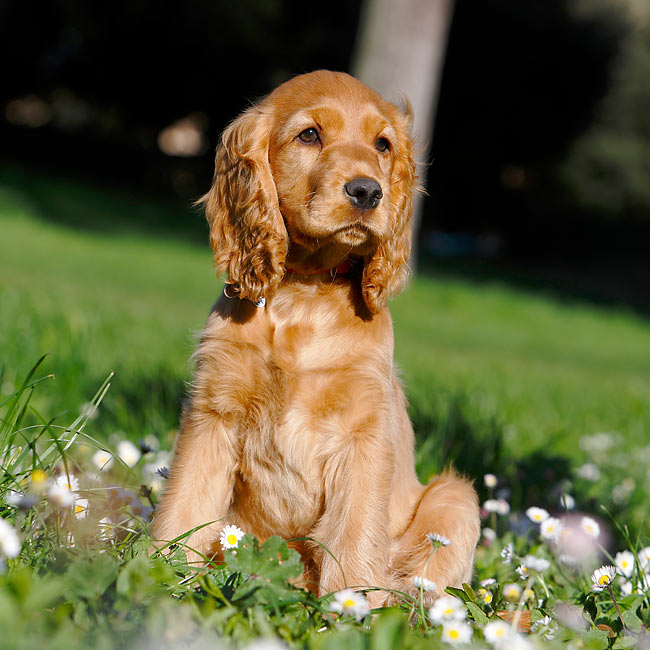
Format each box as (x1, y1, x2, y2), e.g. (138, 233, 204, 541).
(332, 222, 378, 247)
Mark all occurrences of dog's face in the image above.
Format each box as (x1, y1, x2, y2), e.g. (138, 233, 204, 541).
(268, 73, 403, 257)
(203, 70, 416, 312)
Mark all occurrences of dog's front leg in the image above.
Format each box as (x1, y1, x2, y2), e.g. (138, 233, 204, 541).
(151, 406, 237, 566)
(312, 432, 394, 608)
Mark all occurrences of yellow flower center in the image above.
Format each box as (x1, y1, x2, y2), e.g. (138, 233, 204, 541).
(496, 628, 505, 637)
(484, 594, 493, 604)
(599, 575, 610, 585)
(31, 469, 47, 484)
(227, 534, 237, 545)
(343, 599, 355, 608)
(449, 630, 459, 639)
(444, 608, 453, 615)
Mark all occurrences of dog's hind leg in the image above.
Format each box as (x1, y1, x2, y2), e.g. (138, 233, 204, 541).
(388, 469, 480, 605)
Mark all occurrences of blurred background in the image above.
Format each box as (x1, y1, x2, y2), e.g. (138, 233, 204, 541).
(2, 0, 650, 307)
(1, 0, 650, 530)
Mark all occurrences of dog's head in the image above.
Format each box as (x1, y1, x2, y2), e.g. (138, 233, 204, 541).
(202, 70, 417, 313)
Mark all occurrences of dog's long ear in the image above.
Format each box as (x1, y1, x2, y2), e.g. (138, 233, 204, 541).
(200, 104, 287, 303)
(362, 102, 417, 314)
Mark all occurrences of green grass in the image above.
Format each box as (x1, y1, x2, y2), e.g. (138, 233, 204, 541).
(2, 164, 650, 463)
(2, 165, 650, 649)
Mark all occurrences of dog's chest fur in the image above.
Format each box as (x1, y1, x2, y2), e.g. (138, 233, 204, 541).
(194, 280, 395, 537)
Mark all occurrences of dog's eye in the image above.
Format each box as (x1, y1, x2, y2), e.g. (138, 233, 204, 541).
(298, 128, 320, 144)
(375, 137, 391, 153)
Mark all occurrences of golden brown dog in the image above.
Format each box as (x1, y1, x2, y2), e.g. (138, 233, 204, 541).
(152, 70, 480, 606)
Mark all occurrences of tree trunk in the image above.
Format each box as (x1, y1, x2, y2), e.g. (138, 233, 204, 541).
(352, 0, 455, 270)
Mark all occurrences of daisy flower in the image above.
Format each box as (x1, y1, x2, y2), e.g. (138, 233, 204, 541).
(515, 564, 529, 580)
(429, 596, 467, 624)
(98, 517, 115, 541)
(47, 483, 75, 508)
(638, 546, 650, 571)
(525, 507, 549, 523)
(484, 474, 497, 488)
(523, 554, 550, 572)
(0, 517, 21, 558)
(540, 517, 563, 541)
(426, 532, 451, 548)
(117, 440, 141, 468)
(591, 565, 617, 591)
(501, 543, 513, 565)
(496, 499, 510, 515)
(74, 498, 89, 519)
(220, 524, 245, 550)
(581, 517, 600, 539)
(413, 576, 437, 592)
(29, 469, 49, 493)
(55, 473, 79, 493)
(484, 620, 511, 646)
(503, 583, 522, 601)
(441, 620, 472, 644)
(482, 527, 496, 542)
(477, 587, 493, 604)
(559, 493, 575, 510)
(330, 589, 370, 620)
(480, 578, 497, 587)
(483, 499, 499, 513)
(614, 550, 634, 578)
(92, 449, 114, 471)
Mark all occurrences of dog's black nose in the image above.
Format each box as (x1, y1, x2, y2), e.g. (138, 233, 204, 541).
(344, 177, 383, 210)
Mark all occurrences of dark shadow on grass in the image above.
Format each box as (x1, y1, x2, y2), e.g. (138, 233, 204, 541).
(0, 163, 209, 246)
(409, 387, 573, 514)
(418, 252, 650, 320)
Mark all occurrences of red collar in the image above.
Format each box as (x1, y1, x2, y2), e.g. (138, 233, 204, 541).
(284, 259, 353, 276)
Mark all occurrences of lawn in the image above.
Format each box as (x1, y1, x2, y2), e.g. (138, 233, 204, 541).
(1, 165, 650, 649)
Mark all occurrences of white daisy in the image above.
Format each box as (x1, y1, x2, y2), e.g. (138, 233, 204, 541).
(620, 579, 633, 597)
(503, 583, 522, 601)
(98, 517, 115, 541)
(92, 449, 114, 471)
(483, 499, 499, 512)
(523, 554, 550, 572)
(29, 469, 49, 493)
(540, 517, 563, 541)
(515, 564, 529, 580)
(477, 587, 493, 604)
(47, 483, 75, 508)
(413, 576, 437, 592)
(480, 578, 497, 587)
(525, 507, 549, 523)
(55, 473, 79, 493)
(484, 620, 511, 646)
(591, 565, 616, 591)
(577, 463, 601, 481)
(614, 550, 635, 578)
(74, 498, 89, 519)
(441, 621, 472, 644)
(501, 543, 513, 565)
(581, 517, 600, 539)
(0, 517, 21, 558)
(429, 596, 467, 624)
(559, 494, 575, 510)
(426, 532, 452, 547)
(496, 499, 510, 516)
(482, 527, 497, 542)
(638, 546, 650, 571)
(117, 440, 141, 468)
(484, 474, 497, 488)
(330, 589, 370, 620)
(219, 524, 245, 550)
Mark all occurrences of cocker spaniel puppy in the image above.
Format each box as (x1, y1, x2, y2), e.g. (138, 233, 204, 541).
(152, 70, 480, 606)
